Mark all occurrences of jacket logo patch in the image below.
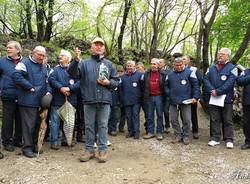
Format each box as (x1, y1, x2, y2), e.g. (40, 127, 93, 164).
(221, 75, 227, 81)
(132, 82, 137, 87)
(181, 80, 187, 85)
(69, 79, 75, 85)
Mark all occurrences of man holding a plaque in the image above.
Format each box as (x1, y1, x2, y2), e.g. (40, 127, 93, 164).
(68, 37, 119, 163)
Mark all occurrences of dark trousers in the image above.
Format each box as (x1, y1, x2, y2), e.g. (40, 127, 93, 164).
(243, 105, 250, 144)
(19, 106, 40, 152)
(108, 105, 120, 132)
(209, 104, 234, 142)
(1, 100, 22, 146)
(163, 99, 170, 129)
(191, 103, 199, 133)
(119, 106, 126, 131)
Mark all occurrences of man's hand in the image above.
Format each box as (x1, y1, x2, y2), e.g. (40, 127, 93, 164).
(97, 78, 110, 86)
(211, 89, 217, 97)
(73, 47, 81, 62)
(60, 87, 70, 96)
(191, 98, 198, 104)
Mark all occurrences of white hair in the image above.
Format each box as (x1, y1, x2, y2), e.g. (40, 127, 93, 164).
(126, 60, 136, 66)
(60, 49, 72, 61)
(219, 48, 231, 57)
(33, 46, 46, 54)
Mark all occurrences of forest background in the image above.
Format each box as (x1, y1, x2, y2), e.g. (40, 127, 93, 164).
(0, 0, 249, 72)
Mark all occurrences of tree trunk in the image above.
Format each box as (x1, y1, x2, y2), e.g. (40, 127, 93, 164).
(35, 0, 45, 41)
(25, 0, 34, 39)
(44, 0, 54, 41)
(118, 0, 132, 65)
(231, 21, 250, 64)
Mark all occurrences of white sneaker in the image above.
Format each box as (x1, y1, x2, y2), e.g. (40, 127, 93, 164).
(226, 142, 234, 149)
(107, 140, 112, 146)
(208, 140, 220, 147)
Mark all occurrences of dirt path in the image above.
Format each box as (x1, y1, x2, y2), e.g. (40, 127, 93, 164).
(1, 106, 250, 184)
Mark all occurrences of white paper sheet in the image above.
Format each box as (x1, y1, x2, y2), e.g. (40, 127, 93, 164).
(209, 94, 226, 107)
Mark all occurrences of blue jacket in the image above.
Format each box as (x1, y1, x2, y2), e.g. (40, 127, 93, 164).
(12, 56, 50, 107)
(0, 56, 23, 101)
(68, 55, 119, 104)
(111, 87, 121, 106)
(237, 68, 250, 105)
(203, 62, 237, 104)
(165, 68, 200, 105)
(120, 70, 143, 106)
(49, 65, 80, 107)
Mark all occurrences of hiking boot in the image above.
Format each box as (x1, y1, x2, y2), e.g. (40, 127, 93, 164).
(164, 128, 171, 134)
(109, 131, 117, 136)
(193, 133, 199, 139)
(171, 136, 182, 144)
(183, 137, 190, 145)
(241, 143, 250, 150)
(143, 133, 155, 139)
(79, 151, 94, 162)
(134, 134, 140, 139)
(0, 152, 4, 159)
(126, 133, 134, 138)
(98, 151, 108, 163)
(4, 145, 14, 152)
(51, 144, 60, 150)
(156, 134, 163, 141)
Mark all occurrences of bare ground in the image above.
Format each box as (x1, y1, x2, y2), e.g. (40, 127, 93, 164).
(1, 105, 250, 184)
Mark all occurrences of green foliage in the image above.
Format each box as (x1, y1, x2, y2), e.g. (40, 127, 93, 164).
(212, 0, 250, 64)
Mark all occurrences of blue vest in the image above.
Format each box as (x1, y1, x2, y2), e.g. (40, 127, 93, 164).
(237, 69, 250, 105)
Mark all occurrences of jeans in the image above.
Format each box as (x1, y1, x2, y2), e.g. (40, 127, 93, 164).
(169, 104, 191, 138)
(50, 106, 60, 145)
(146, 96, 163, 134)
(209, 104, 234, 142)
(125, 104, 141, 136)
(84, 104, 110, 152)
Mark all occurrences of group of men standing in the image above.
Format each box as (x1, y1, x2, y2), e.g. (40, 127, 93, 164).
(0, 37, 250, 163)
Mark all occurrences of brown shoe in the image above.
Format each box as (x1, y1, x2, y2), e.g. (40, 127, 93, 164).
(98, 151, 108, 163)
(79, 151, 94, 162)
(50, 144, 60, 150)
(183, 137, 190, 145)
(171, 136, 182, 144)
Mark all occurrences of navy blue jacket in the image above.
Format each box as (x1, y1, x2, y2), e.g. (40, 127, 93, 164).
(49, 65, 80, 107)
(203, 62, 237, 104)
(68, 55, 119, 104)
(165, 68, 200, 105)
(0, 56, 23, 101)
(120, 70, 142, 106)
(237, 69, 250, 105)
(12, 56, 50, 107)
(111, 87, 121, 106)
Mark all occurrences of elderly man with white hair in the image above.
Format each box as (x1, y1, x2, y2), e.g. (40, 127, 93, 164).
(48, 49, 80, 150)
(0, 41, 23, 153)
(120, 60, 143, 139)
(13, 46, 51, 158)
(142, 58, 166, 140)
(204, 48, 237, 149)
